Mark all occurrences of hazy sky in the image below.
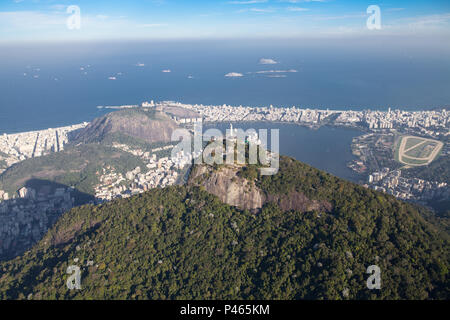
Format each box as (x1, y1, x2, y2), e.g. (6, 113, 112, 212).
(1, 0, 450, 42)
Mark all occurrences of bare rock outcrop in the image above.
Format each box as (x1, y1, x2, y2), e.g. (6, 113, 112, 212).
(188, 165, 265, 211)
(188, 164, 332, 213)
(71, 109, 179, 145)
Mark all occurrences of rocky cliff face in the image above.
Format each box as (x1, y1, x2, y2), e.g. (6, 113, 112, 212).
(188, 165, 265, 211)
(71, 109, 179, 145)
(188, 163, 332, 213)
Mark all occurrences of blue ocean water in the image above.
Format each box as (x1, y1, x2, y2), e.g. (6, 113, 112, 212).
(1, 38, 450, 134)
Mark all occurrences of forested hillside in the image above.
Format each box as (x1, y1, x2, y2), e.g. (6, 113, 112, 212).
(0, 157, 448, 300)
(0, 144, 146, 199)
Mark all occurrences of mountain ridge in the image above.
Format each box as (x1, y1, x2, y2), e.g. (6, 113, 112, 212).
(70, 109, 179, 146)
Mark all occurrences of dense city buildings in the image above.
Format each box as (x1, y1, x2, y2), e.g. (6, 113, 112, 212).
(164, 101, 448, 137)
(0, 187, 74, 259)
(0, 123, 88, 174)
(93, 142, 195, 201)
(366, 167, 448, 203)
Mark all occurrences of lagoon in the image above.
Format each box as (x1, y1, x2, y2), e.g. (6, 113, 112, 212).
(205, 122, 364, 183)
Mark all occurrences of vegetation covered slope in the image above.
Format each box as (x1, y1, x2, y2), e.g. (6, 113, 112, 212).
(0, 144, 145, 201)
(0, 157, 448, 300)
